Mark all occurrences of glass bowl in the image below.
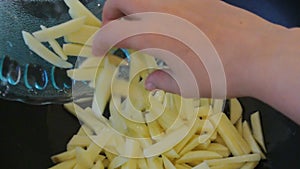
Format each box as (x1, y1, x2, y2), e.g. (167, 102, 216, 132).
(0, 0, 107, 104)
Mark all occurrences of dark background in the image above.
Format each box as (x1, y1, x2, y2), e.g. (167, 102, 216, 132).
(1, 0, 300, 168)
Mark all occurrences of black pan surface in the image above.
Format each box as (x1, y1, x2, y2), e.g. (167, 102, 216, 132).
(1, 0, 300, 168)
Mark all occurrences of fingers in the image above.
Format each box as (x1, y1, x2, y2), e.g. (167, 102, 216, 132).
(102, 0, 149, 25)
(92, 17, 146, 57)
(102, 0, 125, 25)
(102, 0, 138, 24)
(92, 12, 193, 59)
(145, 70, 180, 94)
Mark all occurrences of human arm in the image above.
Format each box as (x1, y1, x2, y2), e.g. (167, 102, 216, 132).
(92, 0, 300, 124)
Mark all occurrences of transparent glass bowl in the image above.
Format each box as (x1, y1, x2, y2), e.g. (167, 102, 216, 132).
(0, 0, 106, 104)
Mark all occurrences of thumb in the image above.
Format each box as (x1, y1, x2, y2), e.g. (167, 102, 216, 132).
(145, 70, 180, 95)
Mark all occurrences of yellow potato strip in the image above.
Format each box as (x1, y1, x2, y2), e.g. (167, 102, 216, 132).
(64, 25, 99, 46)
(40, 25, 68, 60)
(210, 113, 251, 156)
(251, 111, 267, 152)
(33, 17, 86, 42)
(243, 121, 266, 159)
(176, 164, 192, 169)
(191, 162, 210, 169)
(67, 135, 92, 150)
(75, 147, 93, 168)
(144, 124, 189, 157)
(137, 158, 148, 169)
(212, 99, 224, 114)
(67, 67, 100, 81)
(79, 57, 104, 69)
(194, 139, 211, 150)
(86, 142, 103, 165)
(22, 31, 72, 68)
(147, 157, 163, 169)
(163, 149, 180, 160)
(108, 156, 128, 169)
(240, 162, 259, 169)
(63, 43, 95, 57)
(230, 98, 243, 124)
(49, 159, 76, 169)
(108, 98, 128, 135)
(177, 151, 222, 164)
(179, 135, 202, 156)
(235, 117, 243, 136)
(174, 118, 203, 153)
(91, 159, 105, 169)
(64, 0, 102, 27)
(209, 163, 244, 169)
(206, 143, 230, 158)
(204, 154, 260, 166)
(71, 103, 106, 133)
(51, 149, 76, 164)
(198, 119, 217, 144)
(162, 155, 176, 169)
(92, 58, 116, 118)
(146, 114, 164, 141)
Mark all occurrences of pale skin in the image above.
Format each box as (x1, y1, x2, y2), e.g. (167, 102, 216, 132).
(92, 0, 300, 125)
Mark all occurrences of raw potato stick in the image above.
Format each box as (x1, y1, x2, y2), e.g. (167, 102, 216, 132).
(51, 149, 76, 163)
(108, 156, 128, 169)
(198, 119, 217, 144)
(209, 163, 244, 169)
(64, 0, 102, 27)
(174, 118, 203, 153)
(235, 117, 243, 136)
(191, 162, 210, 169)
(212, 99, 224, 114)
(240, 162, 259, 169)
(91, 159, 105, 169)
(144, 124, 190, 157)
(67, 67, 100, 81)
(243, 121, 266, 159)
(33, 17, 86, 42)
(78, 57, 104, 69)
(92, 57, 116, 118)
(64, 25, 99, 46)
(40, 25, 68, 60)
(162, 155, 176, 169)
(179, 135, 203, 156)
(204, 154, 260, 166)
(177, 151, 222, 163)
(176, 164, 193, 169)
(22, 31, 72, 68)
(206, 143, 230, 158)
(67, 135, 92, 150)
(210, 113, 251, 156)
(230, 98, 243, 124)
(137, 158, 148, 169)
(63, 43, 95, 57)
(251, 111, 267, 152)
(49, 159, 76, 169)
(75, 147, 94, 168)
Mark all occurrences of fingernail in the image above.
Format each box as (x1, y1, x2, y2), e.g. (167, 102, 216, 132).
(145, 82, 156, 90)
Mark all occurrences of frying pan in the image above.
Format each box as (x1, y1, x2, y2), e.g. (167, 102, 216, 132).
(0, 0, 300, 168)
